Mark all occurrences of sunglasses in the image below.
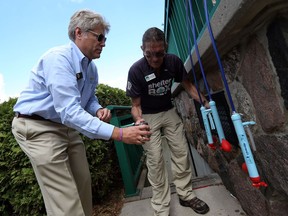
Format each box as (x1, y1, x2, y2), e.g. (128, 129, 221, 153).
(87, 30, 107, 42)
(144, 51, 166, 59)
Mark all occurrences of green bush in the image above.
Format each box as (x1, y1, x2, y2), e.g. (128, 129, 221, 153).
(0, 98, 45, 216)
(96, 83, 131, 107)
(0, 84, 131, 215)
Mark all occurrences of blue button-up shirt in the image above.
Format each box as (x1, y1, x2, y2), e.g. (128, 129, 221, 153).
(14, 42, 114, 140)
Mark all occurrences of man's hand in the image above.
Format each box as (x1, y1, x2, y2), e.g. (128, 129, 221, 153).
(134, 118, 146, 125)
(111, 124, 151, 145)
(96, 108, 111, 122)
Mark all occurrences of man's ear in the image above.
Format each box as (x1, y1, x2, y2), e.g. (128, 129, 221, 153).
(75, 27, 82, 39)
(141, 45, 144, 51)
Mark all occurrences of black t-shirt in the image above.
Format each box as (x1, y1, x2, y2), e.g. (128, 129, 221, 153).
(126, 54, 188, 114)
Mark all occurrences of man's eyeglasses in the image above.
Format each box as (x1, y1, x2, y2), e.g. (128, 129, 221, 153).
(87, 30, 107, 42)
(144, 51, 166, 59)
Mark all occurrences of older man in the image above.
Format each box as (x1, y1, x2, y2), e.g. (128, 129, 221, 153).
(12, 9, 150, 216)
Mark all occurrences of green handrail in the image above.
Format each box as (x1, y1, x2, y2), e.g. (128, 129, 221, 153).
(107, 105, 145, 197)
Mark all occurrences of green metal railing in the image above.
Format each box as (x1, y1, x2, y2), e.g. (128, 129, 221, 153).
(164, 0, 219, 62)
(107, 105, 145, 197)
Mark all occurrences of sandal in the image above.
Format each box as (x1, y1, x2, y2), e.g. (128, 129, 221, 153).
(179, 197, 210, 214)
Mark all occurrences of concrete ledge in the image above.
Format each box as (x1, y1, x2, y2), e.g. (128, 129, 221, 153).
(172, 0, 288, 94)
(186, 0, 288, 70)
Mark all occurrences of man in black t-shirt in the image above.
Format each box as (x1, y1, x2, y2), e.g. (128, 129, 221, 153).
(126, 27, 209, 216)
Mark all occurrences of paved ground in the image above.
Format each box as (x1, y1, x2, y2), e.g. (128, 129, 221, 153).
(120, 137, 246, 216)
(120, 171, 246, 216)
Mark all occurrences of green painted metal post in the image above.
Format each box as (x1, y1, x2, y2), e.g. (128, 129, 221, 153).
(108, 105, 145, 197)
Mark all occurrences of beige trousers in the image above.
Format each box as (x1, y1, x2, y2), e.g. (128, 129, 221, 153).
(142, 108, 196, 216)
(12, 117, 92, 216)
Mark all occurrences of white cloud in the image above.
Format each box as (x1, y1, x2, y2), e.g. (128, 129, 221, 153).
(100, 75, 127, 91)
(0, 73, 19, 104)
(0, 73, 8, 103)
(96, 58, 134, 91)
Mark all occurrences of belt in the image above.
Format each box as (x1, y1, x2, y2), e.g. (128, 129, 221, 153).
(15, 112, 49, 121)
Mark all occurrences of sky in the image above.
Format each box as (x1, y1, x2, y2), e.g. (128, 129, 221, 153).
(0, 0, 165, 103)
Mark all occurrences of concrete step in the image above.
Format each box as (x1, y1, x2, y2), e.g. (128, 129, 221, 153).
(120, 172, 247, 216)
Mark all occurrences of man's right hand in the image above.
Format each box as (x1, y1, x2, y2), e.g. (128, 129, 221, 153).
(112, 124, 151, 145)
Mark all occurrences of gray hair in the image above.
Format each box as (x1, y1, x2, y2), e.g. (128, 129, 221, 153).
(142, 27, 166, 47)
(68, 9, 110, 41)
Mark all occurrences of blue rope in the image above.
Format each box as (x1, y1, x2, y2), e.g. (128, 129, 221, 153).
(187, 0, 212, 101)
(203, 0, 236, 112)
(185, 0, 204, 105)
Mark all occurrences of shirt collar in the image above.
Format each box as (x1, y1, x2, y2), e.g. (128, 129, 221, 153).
(70, 41, 90, 71)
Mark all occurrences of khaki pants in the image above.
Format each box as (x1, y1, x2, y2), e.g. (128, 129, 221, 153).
(143, 108, 196, 216)
(12, 117, 92, 216)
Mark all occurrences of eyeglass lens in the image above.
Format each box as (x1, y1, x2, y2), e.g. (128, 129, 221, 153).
(97, 34, 106, 42)
(88, 30, 106, 42)
(144, 51, 166, 59)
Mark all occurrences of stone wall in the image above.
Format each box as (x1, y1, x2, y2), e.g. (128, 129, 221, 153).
(173, 17, 288, 216)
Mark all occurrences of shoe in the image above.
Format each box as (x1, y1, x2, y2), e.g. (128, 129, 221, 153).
(179, 197, 210, 214)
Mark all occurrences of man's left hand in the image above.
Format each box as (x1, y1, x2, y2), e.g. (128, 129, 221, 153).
(96, 108, 111, 122)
